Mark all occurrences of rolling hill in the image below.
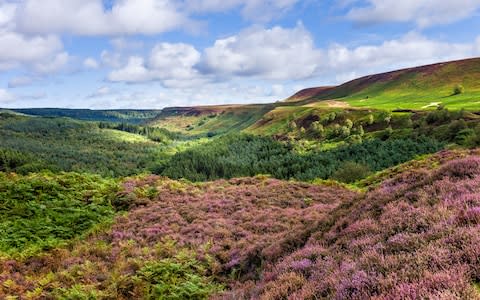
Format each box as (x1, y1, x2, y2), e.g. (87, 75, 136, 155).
(147, 57, 480, 136)
(287, 57, 480, 110)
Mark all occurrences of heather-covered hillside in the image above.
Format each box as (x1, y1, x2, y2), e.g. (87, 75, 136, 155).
(0, 176, 356, 299)
(226, 154, 480, 299)
(2, 152, 480, 299)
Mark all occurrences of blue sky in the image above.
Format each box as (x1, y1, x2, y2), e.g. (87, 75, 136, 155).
(0, 0, 479, 109)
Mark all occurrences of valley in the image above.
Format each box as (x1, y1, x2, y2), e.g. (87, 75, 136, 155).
(1, 58, 480, 299)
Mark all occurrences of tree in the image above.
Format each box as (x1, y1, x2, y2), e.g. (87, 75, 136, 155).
(366, 114, 374, 125)
(310, 121, 325, 138)
(288, 120, 297, 131)
(453, 84, 465, 95)
(332, 161, 371, 183)
(357, 125, 365, 136)
(345, 119, 353, 129)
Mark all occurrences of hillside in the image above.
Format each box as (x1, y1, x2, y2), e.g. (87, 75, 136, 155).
(2, 151, 480, 299)
(147, 58, 480, 137)
(10, 108, 162, 124)
(2, 58, 480, 299)
(287, 57, 480, 110)
(148, 104, 273, 136)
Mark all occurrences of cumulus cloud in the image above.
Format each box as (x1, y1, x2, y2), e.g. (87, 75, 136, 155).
(15, 0, 190, 36)
(83, 57, 99, 69)
(0, 2, 69, 74)
(108, 42, 204, 87)
(323, 32, 476, 82)
(346, 0, 480, 27)
(32, 52, 70, 74)
(201, 24, 322, 80)
(0, 32, 65, 71)
(107, 24, 480, 89)
(108, 56, 151, 82)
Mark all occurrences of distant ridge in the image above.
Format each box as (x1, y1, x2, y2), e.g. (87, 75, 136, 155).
(285, 57, 480, 106)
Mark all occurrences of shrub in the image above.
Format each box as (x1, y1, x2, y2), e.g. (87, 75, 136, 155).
(453, 84, 465, 95)
(0, 172, 118, 258)
(332, 161, 371, 183)
(137, 252, 222, 300)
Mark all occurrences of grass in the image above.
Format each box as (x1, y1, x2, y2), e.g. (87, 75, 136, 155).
(150, 104, 272, 136)
(307, 58, 480, 110)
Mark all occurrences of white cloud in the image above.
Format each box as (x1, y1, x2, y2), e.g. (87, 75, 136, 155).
(101, 50, 123, 68)
(0, 89, 15, 103)
(15, 0, 190, 36)
(32, 52, 70, 74)
(108, 42, 203, 87)
(323, 32, 475, 81)
(346, 0, 480, 27)
(0, 4, 69, 75)
(83, 57, 99, 69)
(108, 56, 152, 82)
(106, 25, 480, 90)
(0, 32, 63, 70)
(201, 24, 322, 80)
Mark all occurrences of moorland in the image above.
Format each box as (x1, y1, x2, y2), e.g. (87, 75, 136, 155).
(1, 58, 480, 299)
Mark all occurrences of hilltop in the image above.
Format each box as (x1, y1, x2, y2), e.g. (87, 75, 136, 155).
(287, 57, 480, 110)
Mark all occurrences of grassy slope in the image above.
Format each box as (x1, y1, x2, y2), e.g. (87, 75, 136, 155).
(150, 58, 480, 136)
(149, 104, 273, 135)
(293, 57, 480, 110)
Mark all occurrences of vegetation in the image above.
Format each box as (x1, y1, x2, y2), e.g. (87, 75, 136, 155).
(2, 153, 480, 299)
(287, 57, 480, 110)
(11, 108, 161, 124)
(0, 172, 118, 258)
(2, 58, 480, 299)
(0, 114, 174, 177)
(227, 156, 480, 299)
(157, 134, 443, 182)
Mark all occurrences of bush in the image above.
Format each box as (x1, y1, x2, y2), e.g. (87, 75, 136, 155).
(137, 252, 222, 299)
(332, 161, 371, 183)
(0, 172, 118, 258)
(453, 84, 465, 95)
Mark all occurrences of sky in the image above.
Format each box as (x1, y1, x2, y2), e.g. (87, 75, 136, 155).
(0, 0, 480, 109)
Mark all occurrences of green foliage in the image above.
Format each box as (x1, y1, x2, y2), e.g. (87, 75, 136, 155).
(158, 134, 443, 182)
(99, 122, 179, 143)
(288, 120, 297, 131)
(0, 172, 118, 258)
(0, 148, 38, 172)
(11, 108, 160, 124)
(0, 116, 173, 177)
(137, 252, 222, 300)
(53, 284, 104, 300)
(332, 161, 371, 183)
(453, 84, 465, 95)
